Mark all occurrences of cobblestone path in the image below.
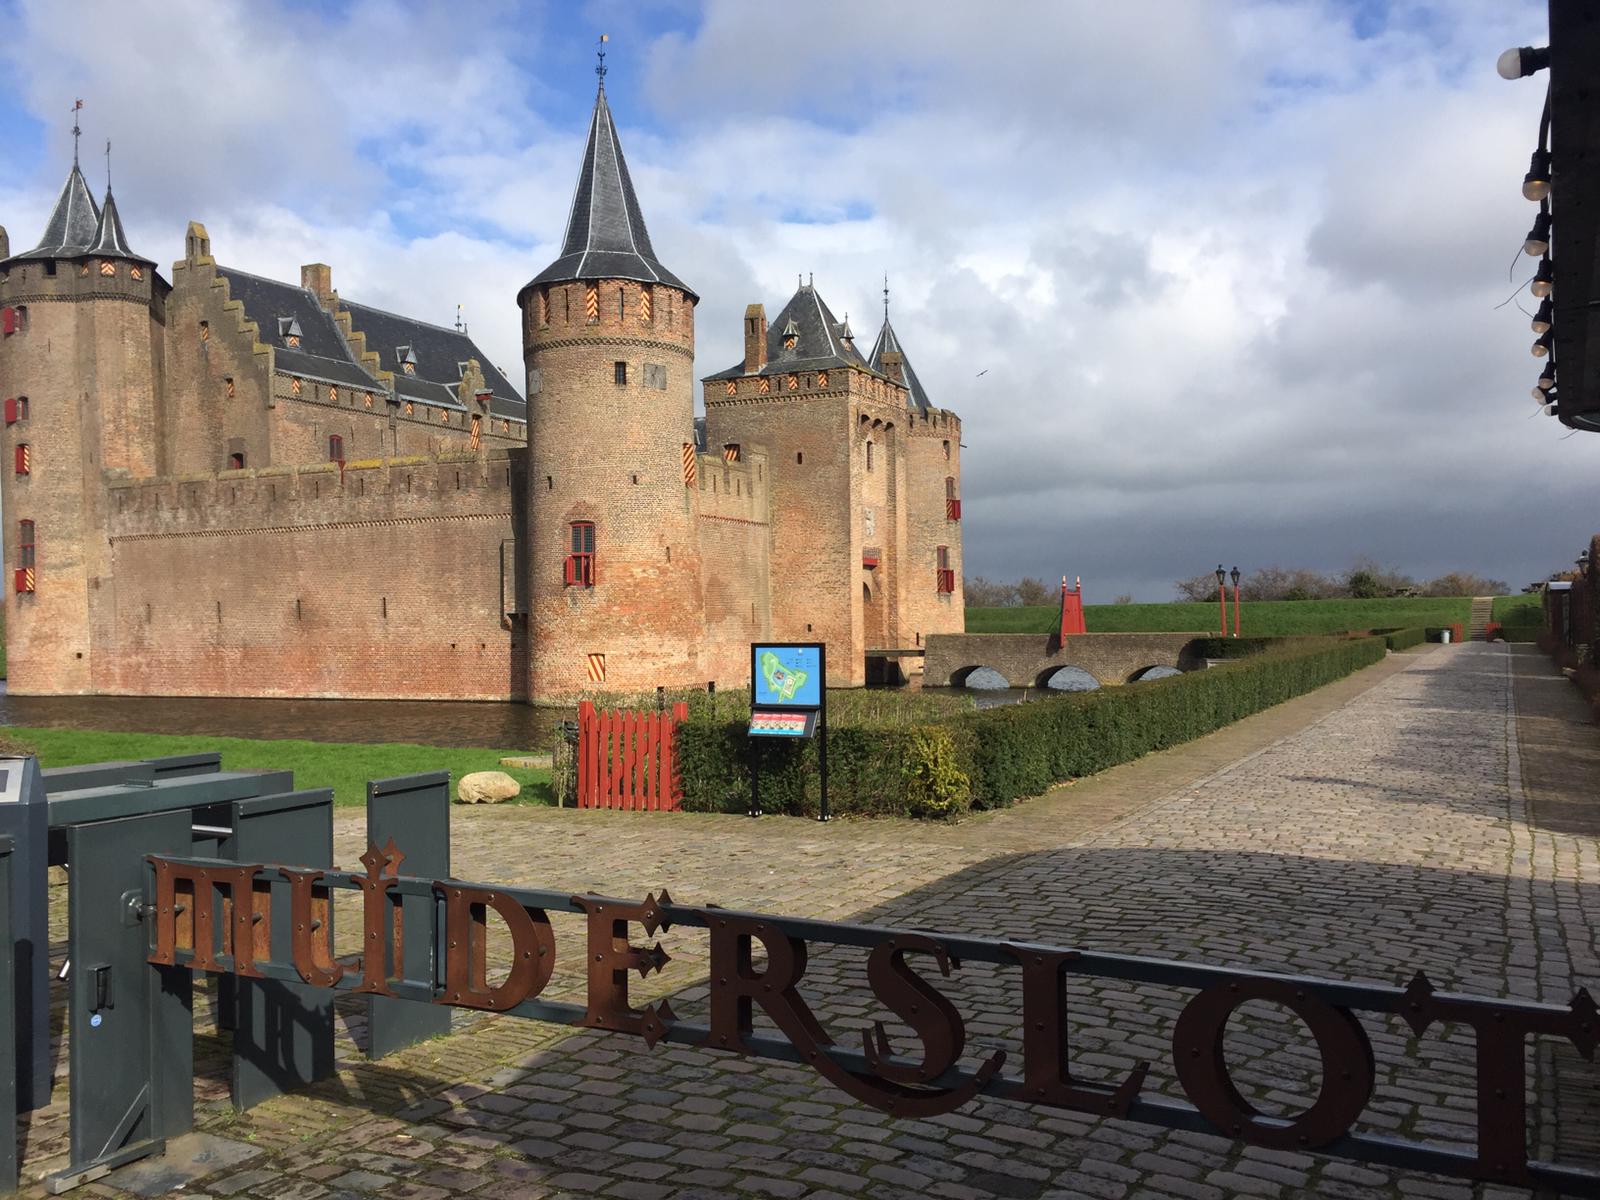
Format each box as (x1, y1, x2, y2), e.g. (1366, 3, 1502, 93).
(15, 643, 1600, 1198)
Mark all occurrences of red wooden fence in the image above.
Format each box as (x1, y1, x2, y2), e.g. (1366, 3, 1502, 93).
(577, 700, 688, 811)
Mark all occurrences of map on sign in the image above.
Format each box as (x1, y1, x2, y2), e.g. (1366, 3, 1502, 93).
(753, 644, 822, 709)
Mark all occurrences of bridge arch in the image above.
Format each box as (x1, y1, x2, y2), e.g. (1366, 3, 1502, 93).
(952, 665, 1009, 690)
(1128, 664, 1183, 683)
(1040, 665, 1100, 692)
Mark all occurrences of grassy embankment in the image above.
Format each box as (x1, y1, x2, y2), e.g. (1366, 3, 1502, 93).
(1492, 594, 1543, 624)
(967, 596, 1483, 636)
(7, 727, 553, 808)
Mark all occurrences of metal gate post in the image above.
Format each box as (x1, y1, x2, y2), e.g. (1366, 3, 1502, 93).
(48, 809, 194, 1193)
(0, 756, 50, 1114)
(224, 790, 336, 1111)
(0, 835, 16, 1195)
(366, 773, 450, 1059)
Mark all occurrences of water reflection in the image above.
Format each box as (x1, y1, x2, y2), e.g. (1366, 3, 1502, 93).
(0, 683, 572, 750)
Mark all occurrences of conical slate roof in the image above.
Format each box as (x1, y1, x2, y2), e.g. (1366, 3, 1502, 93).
(18, 163, 101, 260)
(87, 187, 149, 263)
(868, 317, 932, 412)
(522, 85, 692, 298)
(705, 282, 871, 380)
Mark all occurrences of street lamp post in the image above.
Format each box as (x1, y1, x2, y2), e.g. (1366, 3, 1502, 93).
(1231, 566, 1242, 638)
(1215, 565, 1227, 638)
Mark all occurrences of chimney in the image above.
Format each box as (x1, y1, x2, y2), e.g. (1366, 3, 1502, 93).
(743, 303, 767, 374)
(302, 263, 333, 306)
(185, 221, 211, 262)
(881, 350, 904, 385)
(0, 227, 9, 261)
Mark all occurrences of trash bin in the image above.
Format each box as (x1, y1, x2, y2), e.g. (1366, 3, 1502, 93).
(1440, 629, 1451, 644)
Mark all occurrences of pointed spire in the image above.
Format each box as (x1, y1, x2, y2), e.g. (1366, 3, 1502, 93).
(523, 70, 693, 299)
(869, 305, 933, 412)
(20, 162, 101, 260)
(88, 185, 137, 259)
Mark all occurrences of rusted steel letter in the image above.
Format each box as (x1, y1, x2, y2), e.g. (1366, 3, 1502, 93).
(1400, 972, 1598, 1184)
(439, 884, 555, 1011)
(863, 934, 972, 1084)
(573, 894, 674, 1041)
(281, 868, 345, 988)
(1174, 976, 1374, 1151)
(352, 840, 403, 996)
(147, 856, 265, 977)
(1011, 946, 1148, 1117)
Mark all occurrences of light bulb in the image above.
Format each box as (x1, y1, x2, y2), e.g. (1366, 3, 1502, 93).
(1524, 211, 1551, 256)
(1533, 331, 1552, 357)
(1539, 363, 1556, 391)
(1498, 46, 1551, 80)
(1532, 299, 1553, 333)
(1532, 258, 1554, 298)
(1524, 150, 1551, 202)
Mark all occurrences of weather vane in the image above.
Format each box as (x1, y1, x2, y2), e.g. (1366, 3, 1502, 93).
(597, 33, 609, 86)
(71, 98, 83, 166)
(883, 272, 890, 321)
(105, 139, 112, 190)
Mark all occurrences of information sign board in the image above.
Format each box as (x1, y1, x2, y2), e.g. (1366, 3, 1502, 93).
(751, 644, 823, 709)
(748, 710, 817, 738)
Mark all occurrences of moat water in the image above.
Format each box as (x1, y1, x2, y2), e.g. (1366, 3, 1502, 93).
(0, 682, 1053, 748)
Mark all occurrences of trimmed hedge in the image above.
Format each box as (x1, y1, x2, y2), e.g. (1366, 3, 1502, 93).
(1491, 624, 1542, 643)
(1373, 627, 1426, 651)
(678, 636, 1387, 820)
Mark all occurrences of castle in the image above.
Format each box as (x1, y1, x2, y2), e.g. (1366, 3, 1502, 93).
(0, 77, 965, 703)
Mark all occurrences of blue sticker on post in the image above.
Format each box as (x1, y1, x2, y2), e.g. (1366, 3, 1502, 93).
(752, 644, 822, 709)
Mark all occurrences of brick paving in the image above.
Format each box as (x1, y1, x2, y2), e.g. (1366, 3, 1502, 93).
(13, 642, 1600, 1198)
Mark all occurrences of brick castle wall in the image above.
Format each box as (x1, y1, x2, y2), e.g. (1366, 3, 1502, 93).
(96, 451, 523, 699)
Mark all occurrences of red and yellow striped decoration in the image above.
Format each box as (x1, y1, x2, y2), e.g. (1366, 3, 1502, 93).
(725, 380, 736, 397)
(19, 568, 35, 594)
(723, 444, 740, 463)
(818, 371, 828, 387)
(364, 391, 374, 408)
(639, 287, 652, 322)
(470, 414, 482, 450)
(786, 374, 798, 391)
(585, 285, 599, 320)
(586, 652, 606, 683)
(328, 385, 339, 403)
(290, 378, 303, 397)
(16, 444, 30, 475)
(758, 377, 770, 394)
(99, 260, 116, 277)
(681, 442, 697, 487)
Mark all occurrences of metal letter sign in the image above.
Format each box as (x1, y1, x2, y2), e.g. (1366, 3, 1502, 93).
(139, 844, 1600, 1195)
(748, 642, 829, 819)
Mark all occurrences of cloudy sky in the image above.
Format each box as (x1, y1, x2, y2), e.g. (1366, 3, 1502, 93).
(0, 0, 1580, 600)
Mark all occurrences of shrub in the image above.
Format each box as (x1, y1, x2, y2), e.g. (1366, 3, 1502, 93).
(1375, 627, 1426, 651)
(678, 636, 1386, 818)
(1493, 624, 1543, 643)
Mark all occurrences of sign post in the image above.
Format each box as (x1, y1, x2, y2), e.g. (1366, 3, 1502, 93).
(748, 642, 829, 821)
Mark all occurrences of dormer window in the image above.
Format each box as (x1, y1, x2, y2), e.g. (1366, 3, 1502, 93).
(397, 346, 417, 376)
(278, 317, 302, 349)
(781, 318, 799, 351)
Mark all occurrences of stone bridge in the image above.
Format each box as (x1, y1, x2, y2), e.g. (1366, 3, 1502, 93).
(921, 632, 1209, 688)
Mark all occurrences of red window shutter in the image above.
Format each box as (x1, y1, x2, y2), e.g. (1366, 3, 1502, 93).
(14, 445, 28, 476)
(13, 569, 26, 594)
(1, 308, 14, 336)
(3, 399, 15, 426)
(563, 556, 577, 587)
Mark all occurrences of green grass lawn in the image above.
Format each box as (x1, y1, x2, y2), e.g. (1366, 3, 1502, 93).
(967, 596, 1481, 636)
(1491, 594, 1543, 625)
(9, 727, 553, 808)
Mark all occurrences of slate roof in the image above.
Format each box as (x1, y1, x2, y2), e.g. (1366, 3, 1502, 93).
(522, 85, 693, 299)
(704, 283, 875, 381)
(217, 266, 526, 422)
(11, 164, 101, 262)
(867, 317, 932, 412)
(87, 187, 149, 263)
(342, 301, 525, 421)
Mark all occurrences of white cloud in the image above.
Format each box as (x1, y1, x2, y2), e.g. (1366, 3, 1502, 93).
(0, 0, 1583, 599)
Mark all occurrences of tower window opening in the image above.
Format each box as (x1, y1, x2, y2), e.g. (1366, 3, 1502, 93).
(618, 287, 626, 321)
(796, 452, 803, 464)
(936, 545, 954, 594)
(943, 439, 951, 459)
(229, 452, 245, 470)
(866, 441, 874, 471)
(12, 306, 27, 332)
(13, 444, 28, 477)
(18, 520, 35, 567)
(200, 320, 210, 342)
(613, 361, 628, 385)
(4, 396, 26, 425)
(565, 521, 595, 588)
(328, 434, 344, 464)
(538, 287, 550, 326)
(43, 262, 56, 277)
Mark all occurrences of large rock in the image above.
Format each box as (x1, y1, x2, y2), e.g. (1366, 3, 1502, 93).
(456, 771, 521, 805)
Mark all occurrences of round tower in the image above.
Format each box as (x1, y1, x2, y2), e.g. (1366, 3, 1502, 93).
(0, 158, 163, 694)
(517, 79, 705, 701)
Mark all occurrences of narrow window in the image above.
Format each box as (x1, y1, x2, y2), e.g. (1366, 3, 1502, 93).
(18, 520, 35, 567)
(16, 397, 26, 422)
(229, 451, 245, 470)
(618, 286, 626, 321)
(43, 262, 55, 277)
(565, 521, 595, 587)
(538, 287, 550, 326)
(613, 361, 628, 385)
(14, 306, 26, 331)
(200, 320, 210, 342)
(14, 443, 29, 477)
(945, 476, 960, 521)
(796, 452, 803, 465)
(942, 439, 951, 460)
(866, 441, 874, 471)
(225, 376, 235, 399)
(328, 434, 344, 463)
(936, 546, 954, 594)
